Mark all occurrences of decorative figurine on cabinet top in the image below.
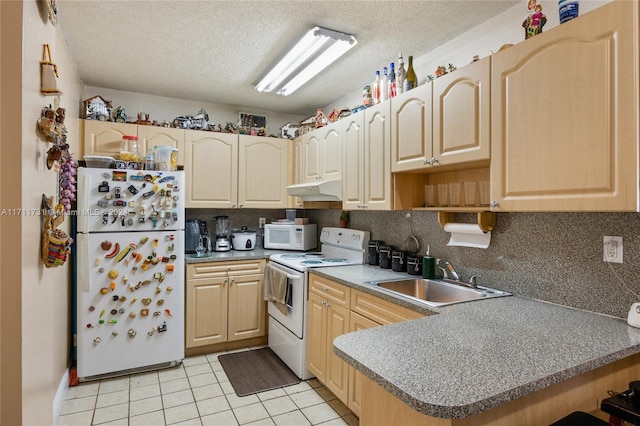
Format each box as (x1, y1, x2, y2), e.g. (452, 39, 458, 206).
(83, 95, 112, 121)
(434, 65, 447, 78)
(522, 0, 547, 39)
(280, 122, 300, 139)
(111, 106, 127, 123)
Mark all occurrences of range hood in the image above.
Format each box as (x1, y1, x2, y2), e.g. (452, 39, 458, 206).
(286, 180, 342, 202)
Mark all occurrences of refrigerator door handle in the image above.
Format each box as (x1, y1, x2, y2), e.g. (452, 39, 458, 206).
(77, 171, 91, 233)
(77, 233, 91, 292)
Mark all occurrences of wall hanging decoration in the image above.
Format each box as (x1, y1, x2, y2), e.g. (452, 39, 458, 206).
(37, 104, 66, 143)
(45, 0, 58, 26)
(41, 195, 72, 268)
(40, 44, 62, 95)
(58, 149, 77, 212)
(36, 104, 78, 211)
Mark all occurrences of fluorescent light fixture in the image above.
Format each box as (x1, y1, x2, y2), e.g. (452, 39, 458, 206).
(255, 26, 357, 96)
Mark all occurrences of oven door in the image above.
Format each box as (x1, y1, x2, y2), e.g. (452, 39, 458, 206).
(266, 261, 305, 338)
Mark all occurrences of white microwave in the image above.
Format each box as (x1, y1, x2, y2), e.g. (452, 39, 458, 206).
(264, 224, 317, 251)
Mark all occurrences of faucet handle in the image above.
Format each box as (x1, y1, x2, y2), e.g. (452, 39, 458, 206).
(469, 275, 482, 287)
(437, 266, 448, 279)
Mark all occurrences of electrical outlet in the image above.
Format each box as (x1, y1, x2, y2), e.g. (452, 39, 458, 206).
(259, 217, 266, 228)
(603, 236, 623, 263)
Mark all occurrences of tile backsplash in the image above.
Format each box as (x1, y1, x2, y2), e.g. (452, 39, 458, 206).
(188, 208, 640, 319)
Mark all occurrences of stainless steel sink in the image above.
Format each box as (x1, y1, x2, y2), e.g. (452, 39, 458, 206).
(367, 278, 511, 307)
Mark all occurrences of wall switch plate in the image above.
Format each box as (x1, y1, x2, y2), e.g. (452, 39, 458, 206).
(603, 236, 623, 263)
(259, 217, 266, 228)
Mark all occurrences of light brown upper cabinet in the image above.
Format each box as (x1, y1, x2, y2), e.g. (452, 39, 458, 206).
(137, 125, 185, 167)
(301, 121, 343, 183)
(343, 102, 392, 210)
(83, 120, 188, 167)
(391, 57, 490, 173)
(237, 135, 289, 209)
(490, 0, 638, 211)
(185, 133, 289, 209)
(82, 120, 139, 159)
(432, 56, 490, 169)
(185, 132, 238, 208)
(390, 83, 433, 172)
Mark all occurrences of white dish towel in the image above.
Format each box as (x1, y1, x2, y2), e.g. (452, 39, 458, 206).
(263, 263, 289, 315)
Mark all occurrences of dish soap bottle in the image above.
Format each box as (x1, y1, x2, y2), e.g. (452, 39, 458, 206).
(422, 245, 436, 279)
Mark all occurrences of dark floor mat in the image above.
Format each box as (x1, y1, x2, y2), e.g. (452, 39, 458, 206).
(218, 348, 300, 396)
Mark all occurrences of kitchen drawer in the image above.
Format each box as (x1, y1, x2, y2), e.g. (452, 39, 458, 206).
(187, 259, 265, 279)
(309, 273, 350, 307)
(351, 289, 425, 325)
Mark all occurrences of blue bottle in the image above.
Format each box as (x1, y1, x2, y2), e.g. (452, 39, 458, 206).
(558, 0, 579, 24)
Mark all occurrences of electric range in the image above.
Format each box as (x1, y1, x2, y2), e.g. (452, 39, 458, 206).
(269, 227, 371, 272)
(266, 227, 370, 380)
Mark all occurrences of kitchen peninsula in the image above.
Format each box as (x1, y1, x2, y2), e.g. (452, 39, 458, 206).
(309, 265, 640, 425)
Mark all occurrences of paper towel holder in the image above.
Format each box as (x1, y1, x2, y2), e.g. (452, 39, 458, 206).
(438, 211, 496, 232)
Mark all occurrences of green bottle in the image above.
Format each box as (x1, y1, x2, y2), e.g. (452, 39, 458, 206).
(422, 245, 436, 279)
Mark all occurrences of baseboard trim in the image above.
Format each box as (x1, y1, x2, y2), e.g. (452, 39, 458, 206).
(53, 368, 69, 425)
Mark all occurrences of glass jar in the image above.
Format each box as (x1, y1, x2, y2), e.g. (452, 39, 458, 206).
(144, 148, 155, 170)
(170, 148, 178, 171)
(120, 135, 141, 163)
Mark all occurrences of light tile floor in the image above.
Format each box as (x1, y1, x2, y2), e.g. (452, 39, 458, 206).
(57, 346, 359, 426)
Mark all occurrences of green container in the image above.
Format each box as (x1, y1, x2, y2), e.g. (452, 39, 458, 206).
(422, 255, 436, 279)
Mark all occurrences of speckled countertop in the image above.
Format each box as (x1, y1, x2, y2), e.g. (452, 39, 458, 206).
(185, 248, 283, 264)
(308, 265, 640, 419)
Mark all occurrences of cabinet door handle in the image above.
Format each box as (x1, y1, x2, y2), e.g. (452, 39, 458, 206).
(224, 278, 228, 285)
(423, 158, 431, 165)
(490, 201, 499, 208)
(230, 278, 235, 285)
(325, 301, 331, 308)
(431, 157, 439, 165)
(323, 286, 328, 292)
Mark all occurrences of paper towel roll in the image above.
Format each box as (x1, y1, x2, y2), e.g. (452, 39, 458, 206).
(443, 223, 491, 248)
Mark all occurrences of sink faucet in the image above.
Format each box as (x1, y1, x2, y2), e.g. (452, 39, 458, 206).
(436, 259, 461, 281)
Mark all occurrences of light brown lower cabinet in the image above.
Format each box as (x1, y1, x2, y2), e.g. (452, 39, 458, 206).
(307, 275, 351, 403)
(186, 260, 266, 349)
(306, 272, 425, 415)
(347, 311, 380, 416)
(357, 351, 640, 426)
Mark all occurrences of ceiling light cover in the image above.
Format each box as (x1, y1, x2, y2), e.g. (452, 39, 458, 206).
(255, 26, 357, 96)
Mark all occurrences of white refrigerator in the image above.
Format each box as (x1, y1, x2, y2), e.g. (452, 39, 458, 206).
(75, 167, 185, 381)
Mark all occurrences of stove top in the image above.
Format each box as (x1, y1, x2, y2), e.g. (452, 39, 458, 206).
(270, 252, 352, 269)
(269, 227, 370, 272)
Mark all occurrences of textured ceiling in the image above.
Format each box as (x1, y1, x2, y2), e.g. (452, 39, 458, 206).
(57, 1, 518, 116)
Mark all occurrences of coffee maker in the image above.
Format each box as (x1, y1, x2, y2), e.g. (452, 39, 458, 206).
(214, 215, 231, 252)
(185, 219, 211, 254)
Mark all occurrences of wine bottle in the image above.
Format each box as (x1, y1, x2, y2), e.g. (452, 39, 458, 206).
(373, 70, 381, 105)
(404, 55, 417, 92)
(381, 66, 389, 102)
(397, 54, 406, 94)
(388, 62, 397, 98)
